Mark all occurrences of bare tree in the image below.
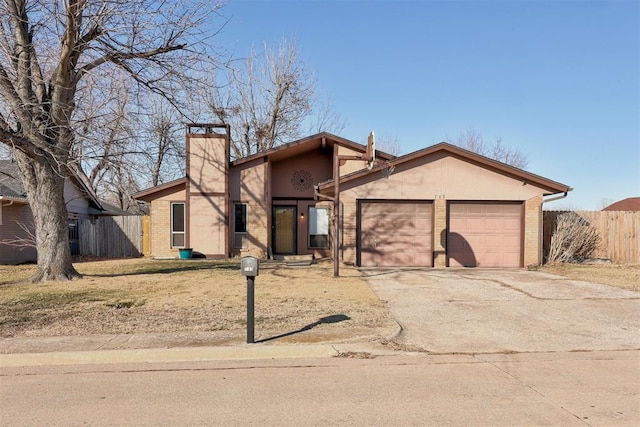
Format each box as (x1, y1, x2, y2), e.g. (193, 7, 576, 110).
(205, 38, 344, 158)
(142, 97, 185, 187)
(452, 127, 528, 169)
(0, 0, 222, 282)
(373, 134, 402, 156)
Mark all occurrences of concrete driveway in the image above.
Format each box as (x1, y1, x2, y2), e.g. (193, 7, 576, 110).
(364, 269, 640, 354)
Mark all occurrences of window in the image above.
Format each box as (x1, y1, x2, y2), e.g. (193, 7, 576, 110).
(171, 202, 185, 247)
(234, 203, 248, 249)
(308, 207, 329, 248)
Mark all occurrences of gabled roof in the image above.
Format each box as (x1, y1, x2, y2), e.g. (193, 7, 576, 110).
(133, 177, 187, 202)
(231, 132, 394, 167)
(318, 142, 572, 195)
(0, 160, 27, 202)
(602, 197, 640, 211)
(0, 159, 104, 210)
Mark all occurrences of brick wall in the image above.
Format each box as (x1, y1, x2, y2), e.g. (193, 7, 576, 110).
(433, 198, 447, 268)
(524, 195, 543, 266)
(150, 200, 175, 258)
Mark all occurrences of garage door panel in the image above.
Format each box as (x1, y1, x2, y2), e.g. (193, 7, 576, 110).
(360, 201, 432, 267)
(448, 203, 522, 268)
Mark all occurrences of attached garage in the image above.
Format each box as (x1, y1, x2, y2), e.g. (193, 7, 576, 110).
(447, 202, 522, 267)
(359, 201, 432, 267)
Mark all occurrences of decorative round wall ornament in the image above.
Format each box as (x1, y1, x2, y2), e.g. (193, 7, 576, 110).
(291, 169, 313, 192)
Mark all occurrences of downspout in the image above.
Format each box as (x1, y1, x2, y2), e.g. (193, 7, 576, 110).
(539, 190, 570, 264)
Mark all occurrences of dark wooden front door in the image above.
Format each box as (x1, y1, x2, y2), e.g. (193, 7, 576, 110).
(273, 206, 297, 255)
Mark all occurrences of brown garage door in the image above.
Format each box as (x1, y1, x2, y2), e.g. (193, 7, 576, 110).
(448, 202, 522, 268)
(359, 201, 432, 267)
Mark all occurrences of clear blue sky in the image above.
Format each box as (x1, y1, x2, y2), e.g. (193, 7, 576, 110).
(215, 0, 639, 210)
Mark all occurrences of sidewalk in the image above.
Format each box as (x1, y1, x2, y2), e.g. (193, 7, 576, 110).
(0, 330, 401, 367)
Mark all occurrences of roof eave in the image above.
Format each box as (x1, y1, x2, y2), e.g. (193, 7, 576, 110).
(231, 132, 395, 167)
(318, 142, 572, 195)
(133, 177, 187, 201)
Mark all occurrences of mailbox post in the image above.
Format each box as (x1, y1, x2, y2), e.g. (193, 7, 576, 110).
(240, 256, 259, 344)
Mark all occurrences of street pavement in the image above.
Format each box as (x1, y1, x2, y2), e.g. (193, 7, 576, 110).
(1, 269, 639, 426)
(2, 351, 638, 426)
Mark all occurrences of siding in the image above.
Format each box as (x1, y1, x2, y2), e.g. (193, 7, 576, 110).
(0, 204, 37, 264)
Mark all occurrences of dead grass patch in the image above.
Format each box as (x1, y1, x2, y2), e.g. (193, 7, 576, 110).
(0, 259, 396, 342)
(540, 263, 640, 292)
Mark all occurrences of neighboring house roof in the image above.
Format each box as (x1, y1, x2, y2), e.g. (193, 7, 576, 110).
(0, 160, 28, 203)
(0, 159, 104, 210)
(317, 142, 572, 195)
(602, 197, 640, 211)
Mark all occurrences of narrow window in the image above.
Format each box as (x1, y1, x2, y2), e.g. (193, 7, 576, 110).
(234, 203, 248, 249)
(308, 207, 329, 249)
(171, 202, 185, 247)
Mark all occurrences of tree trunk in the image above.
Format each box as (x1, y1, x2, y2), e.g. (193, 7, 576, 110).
(16, 154, 81, 282)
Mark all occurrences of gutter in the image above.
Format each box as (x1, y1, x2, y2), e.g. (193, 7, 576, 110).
(542, 191, 570, 204)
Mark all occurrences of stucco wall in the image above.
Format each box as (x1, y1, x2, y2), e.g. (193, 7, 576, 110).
(230, 158, 269, 258)
(188, 135, 228, 194)
(0, 203, 37, 264)
(341, 152, 548, 201)
(337, 145, 369, 176)
(271, 151, 332, 199)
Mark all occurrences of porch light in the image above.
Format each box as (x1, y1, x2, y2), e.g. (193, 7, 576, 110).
(300, 212, 305, 219)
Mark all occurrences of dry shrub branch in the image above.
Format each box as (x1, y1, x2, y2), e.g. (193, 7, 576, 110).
(547, 212, 600, 263)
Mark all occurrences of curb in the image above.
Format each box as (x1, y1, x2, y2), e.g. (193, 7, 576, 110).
(0, 344, 339, 367)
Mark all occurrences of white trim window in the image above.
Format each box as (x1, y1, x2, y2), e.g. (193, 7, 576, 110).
(234, 203, 248, 249)
(308, 207, 329, 249)
(171, 202, 185, 247)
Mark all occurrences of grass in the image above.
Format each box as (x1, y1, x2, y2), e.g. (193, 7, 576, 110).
(0, 258, 395, 341)
(2, 258, 636, 341)
(540, 263, 640, 292)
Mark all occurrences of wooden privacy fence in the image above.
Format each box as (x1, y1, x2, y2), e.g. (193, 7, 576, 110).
(543, 211, 640, 264)
(79, 215, 145, 258)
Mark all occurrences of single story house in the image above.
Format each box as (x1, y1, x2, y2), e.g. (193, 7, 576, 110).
(0, 160, 104, 264)
(134, 125, 571, 268)
(602, 197, 640, 211)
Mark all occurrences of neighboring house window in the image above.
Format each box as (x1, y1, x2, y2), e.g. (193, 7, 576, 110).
(171, 202, 185, 247)
(234, 203, 248, 249)
(308, 207, 329, 249)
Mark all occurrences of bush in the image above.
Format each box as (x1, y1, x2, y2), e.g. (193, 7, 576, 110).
(547, 212, 600, 263)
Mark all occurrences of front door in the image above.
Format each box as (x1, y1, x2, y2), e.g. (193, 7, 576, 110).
(273, 206, 297, 255)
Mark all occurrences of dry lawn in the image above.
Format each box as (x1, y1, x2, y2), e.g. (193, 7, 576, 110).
(3, 259, 635, 345)
(0, 259, 396, 344)
(540, 263, 640, 292)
